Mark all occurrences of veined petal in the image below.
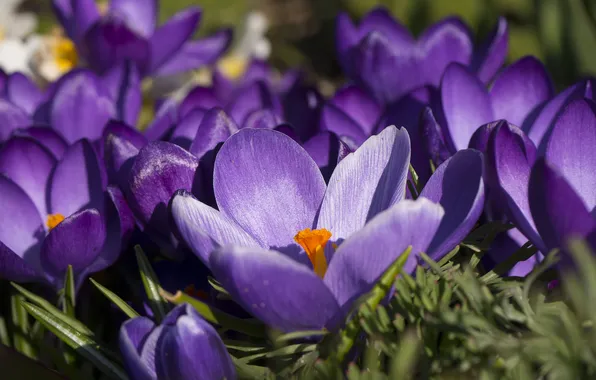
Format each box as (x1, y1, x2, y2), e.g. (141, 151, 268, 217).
(188, 108, 239, 159)
(119, 317, 157, 380)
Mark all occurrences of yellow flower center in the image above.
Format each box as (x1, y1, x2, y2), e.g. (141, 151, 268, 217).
(46, 213, 65, 230)
(294, 228, 333, 278)
(217, 55, 248, 80)
(52, 37, 78, 73)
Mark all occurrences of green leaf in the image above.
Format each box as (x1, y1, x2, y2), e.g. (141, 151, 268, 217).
(438, 245, 461, 267)
(231, 356, 274, 380)
(135, 245, 168, 322)
(207, 276, 231, 297)
(20, 302, 128, 380)
(160, 288, 267, 338)
(10, 293, 35, 358)
(273, 330, 328, 345)
(389, 329, 421, 380)
(10, 283, 93, 336)
(90, 278, 139, 319)
(63, 265, 76, 317)
(238, 343, 316, 364)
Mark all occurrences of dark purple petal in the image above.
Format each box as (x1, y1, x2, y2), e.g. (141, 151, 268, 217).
(303, 131, 351, 181)
(72, 0, 100, 44)
(243, 109, 282, 130)
(214, 129, 326, 250)
(210, 245, 341, 331)
(328, 85, 381, 136)
(101, 62, 141, 126)
(544, 99, 596, 210)
(149, 8, 200, 72)
(320, 103, 367, 145)
(84, 16, 150, 74)
(40, 208, 106, 277)
(420, 107, 451, 166)
(52, 0, 74, 39)
(171, 191, 262, 265)
(103, 120, 147, 187)
(152, 29, 233, 77)
(188, 107, 239, 159)
(179, 87, 220, 118)
(13, 126, 68, 159)
(50, 71, 115, 143)
(317, 127, 410, 240)
(0, 99, 30, 142)
(530, 159, 596, 259)
(170, 108, 207, 150)
(109, 0, 157, 37)
(420, 149, 485, 259)
(419, 17, 473, 88)
(119, 317, 156, 380)
(155, 304, 236, 380)
(225, 81, 281, 127)
(487, 122, 544, 251)
(471, 17, 508, 83)
(282, 83, 323, 141)
(0, 175, 44, 281)
(50, 139, 106, 217)
(144, 98, 178, 141)
(0, 137, 56, 217)
(4, 73, 44, 114)
(441, 63, 493, 151)
(335, 12, 360, 75)
(489, 56, 553, 126)
(324, 198, 444, 307)
(128, 142, 199, 229)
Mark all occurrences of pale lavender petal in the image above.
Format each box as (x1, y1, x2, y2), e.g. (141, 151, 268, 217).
(544, 99, 596, 210)
(324, 198, 444, 307)
(119, 317, 156, 380)
(210, 245, 341, 331)
(214, 129, 326, 249)
(490, 56, 553, 126)
(420, 149, 485, 259)
(317, 126, 410, 240)
(0, 137, 56, 217)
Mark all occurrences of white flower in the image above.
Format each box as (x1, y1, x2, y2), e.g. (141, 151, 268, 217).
(0, 0, 38, 39)
(0, 37, 39, 75)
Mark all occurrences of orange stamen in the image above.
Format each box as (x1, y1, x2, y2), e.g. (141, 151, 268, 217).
(46, 213, 65, 230)
(294, 228, 332, 278)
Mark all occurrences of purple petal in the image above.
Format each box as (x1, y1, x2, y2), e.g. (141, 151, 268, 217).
(544, 99, 596, 210)
(72, 0, 100, 44)
(179, 87, 220, 118)
(282, 83, 324, 141)
(40, 208, 106, 277)
(155, 305, 236, 380)
(335, 13, 360, 74)
(52, 0, 75, 39)
(0, 137, 56, 217)
(171, 191, 262, 265)
(225, 81, 281, 127)
(50, 139, 106, 217)
(149, 8, 200, 72)
(101, 62, 141, 126)
(328, 85, 381, 136)
(109, 0, 157, 37)
(210, 245, 341, 331)
(144, 98, 178, 141)
(420, 149, 485, 259)
(170, 108, 207, 150)
(317, 126, 410, 240)
(103, 120, 147, 187)
(530, 159, 596, 258)
(303, 131, 351, 181)
(320, 103, 367, 145)
(13, 126, 68, 160)
(324, 198, 444, 307)
(50, 71, 115, 143)
(471, 17, 508, 83)
(0, 176, 44, 281)
(188, 107, 239, 159)
(0, 99, 30, 142)
(420, 107, 451, 166)
(128, 141, 199, 228)
(487, 122, 544, 251)
(84, 17, 150, 74)
(489, 56, 553, 126)
(119, 317, 156, 380)
(214, 129, 326, 249)
(419, 17, 474, 88)
(152, 29, 233, 77)
(243, 109, 282, 130)
(441, 63, 493, 151)
(4, 73, 44, 114)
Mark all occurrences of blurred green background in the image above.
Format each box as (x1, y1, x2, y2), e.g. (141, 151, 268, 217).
(21, 0, 596, 90)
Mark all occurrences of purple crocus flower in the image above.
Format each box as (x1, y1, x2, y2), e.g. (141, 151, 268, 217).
(486, 99, 596, 268)
(170, 127, 484, 331)
(336, 7, 508, 104)
(0, 137, 134, 288)
(52, 0, 232, 77)
(119, 304, 235, 380)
